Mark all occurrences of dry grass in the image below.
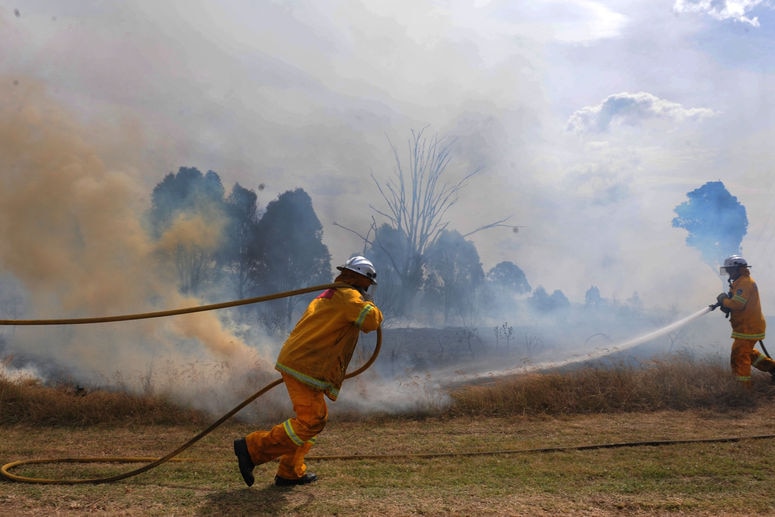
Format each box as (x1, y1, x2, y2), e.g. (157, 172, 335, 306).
(1, 353, 771, 426)
(2, 354, 775, 515)
(448, 353, 768, 417)
(0, 377, 210, 427)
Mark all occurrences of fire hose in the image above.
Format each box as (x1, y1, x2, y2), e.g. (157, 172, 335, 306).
(3, 299, 775, 484)
(0, 283, 382, 484)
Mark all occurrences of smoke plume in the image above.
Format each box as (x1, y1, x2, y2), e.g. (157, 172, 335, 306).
(0, 79, 274, 413)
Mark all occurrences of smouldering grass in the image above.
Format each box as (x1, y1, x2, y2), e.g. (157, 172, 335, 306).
(3, 354, 775, 515)
(0, 376, 210, 427)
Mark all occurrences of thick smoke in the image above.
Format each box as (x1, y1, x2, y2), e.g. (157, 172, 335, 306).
(3, 3, 762, 416)
(0, 79, 276, 414)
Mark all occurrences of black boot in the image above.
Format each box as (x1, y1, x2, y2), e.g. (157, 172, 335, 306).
(274, 472, 318, 486)
(233, 438, 255, 487)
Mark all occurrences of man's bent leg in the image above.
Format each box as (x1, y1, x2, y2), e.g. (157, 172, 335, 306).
(274, 374, 328, 481)
(240, 374, 327, 485)
(236, 423, 303, 487)
(277, 440, 314, 479)
(751, 348, 775, 373)
(245, 425, 299, 465)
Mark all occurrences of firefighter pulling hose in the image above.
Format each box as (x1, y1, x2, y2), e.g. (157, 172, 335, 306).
(0, 256, 384, 485)
(234, 255, 382, 487)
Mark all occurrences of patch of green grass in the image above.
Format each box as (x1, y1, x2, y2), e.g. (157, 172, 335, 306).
(2, 413, 775, 515)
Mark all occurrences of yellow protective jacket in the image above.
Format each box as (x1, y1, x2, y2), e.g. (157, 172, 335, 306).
(275, 285, 383, 400)
(720, 269, 766, 341)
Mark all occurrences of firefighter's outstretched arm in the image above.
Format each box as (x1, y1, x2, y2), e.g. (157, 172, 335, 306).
(710, 292, 731, 317)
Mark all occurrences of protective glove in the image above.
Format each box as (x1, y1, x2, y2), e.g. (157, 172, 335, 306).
(715, 293, 731, 318)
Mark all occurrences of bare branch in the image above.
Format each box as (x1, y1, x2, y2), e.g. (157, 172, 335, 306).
(332, 222, 374, 247)
(337, 127, 515, 317)
(461, 219, 520, 238)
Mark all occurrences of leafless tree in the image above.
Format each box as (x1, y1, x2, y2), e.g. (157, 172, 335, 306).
(374, 128, 479, 257)
(337, 127, 511, 318)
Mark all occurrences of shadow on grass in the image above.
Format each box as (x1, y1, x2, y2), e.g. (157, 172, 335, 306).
(199, 484, 313, 516)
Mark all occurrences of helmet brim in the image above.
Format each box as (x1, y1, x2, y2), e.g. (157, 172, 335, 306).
(720, 265, 750, 275)
(336, 266, 377, 284)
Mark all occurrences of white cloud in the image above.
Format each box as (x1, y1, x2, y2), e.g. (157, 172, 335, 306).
(546, 0, 629, 42)
(673, 0, 768, 27)
(478, 0, 629, 44)
(566, 91, 717, 134)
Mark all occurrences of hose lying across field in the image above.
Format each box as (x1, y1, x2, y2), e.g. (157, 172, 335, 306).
(2, 297, 775, 484)
(0, 282, 380, 484)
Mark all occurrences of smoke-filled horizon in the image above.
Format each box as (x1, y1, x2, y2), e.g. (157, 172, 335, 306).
(0, 79, 281, 414)
(3, 1, 775, 413)
(5, 2, 775, 306)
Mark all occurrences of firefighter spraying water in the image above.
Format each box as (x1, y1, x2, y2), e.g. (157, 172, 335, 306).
(448, 305, 715, 384)
(451, 255, 775, 386)
(709, 255, 775, 387)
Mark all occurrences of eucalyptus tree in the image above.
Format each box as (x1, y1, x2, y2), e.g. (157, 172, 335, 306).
(220, 183, 262, 301)
(251, 188, 331, 334)
(423, 229, 484, 325)
(149, 167, 227, 295)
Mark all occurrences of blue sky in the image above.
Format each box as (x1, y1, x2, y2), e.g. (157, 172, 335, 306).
(3, 0, 775, 314)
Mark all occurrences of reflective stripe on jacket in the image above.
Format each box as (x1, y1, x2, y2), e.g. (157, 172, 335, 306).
(275, 286, 383, 400)
(721, 269, 766, 341)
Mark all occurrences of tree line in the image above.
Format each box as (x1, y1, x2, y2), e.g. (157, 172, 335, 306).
(147, 165, 537, 332)
(146, 130, 613, 334)
(147, 167, 331, 335)
(153, 136, 736, 337)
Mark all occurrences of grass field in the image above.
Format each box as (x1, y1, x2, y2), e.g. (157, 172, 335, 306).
(2, 356, 775, 516)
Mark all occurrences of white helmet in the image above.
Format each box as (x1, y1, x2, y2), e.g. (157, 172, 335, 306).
(720, 254, 749, 275)
(337, 256, 378, 284)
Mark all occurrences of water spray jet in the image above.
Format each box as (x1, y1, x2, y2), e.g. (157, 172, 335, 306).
(448, 305, 715, 385)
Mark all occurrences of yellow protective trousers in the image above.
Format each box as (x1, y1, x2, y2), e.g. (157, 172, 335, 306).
(244, 373, 328, 479)
(731, 338, 775, 383)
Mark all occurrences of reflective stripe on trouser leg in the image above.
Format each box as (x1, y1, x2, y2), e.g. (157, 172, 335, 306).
(731, 338, 757, 381)
(244, 374, 328, 467)
(245, 426, 297, 466)
(276, 373, 328, 479)
(752, 350, 775, 372)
